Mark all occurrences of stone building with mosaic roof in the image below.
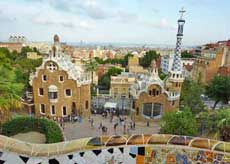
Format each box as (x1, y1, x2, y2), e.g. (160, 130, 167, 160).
(29, 35, 91, 118)
(130, 9, 186, 120)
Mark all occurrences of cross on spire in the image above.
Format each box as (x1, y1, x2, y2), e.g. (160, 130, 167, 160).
(179, 7, 186, 19)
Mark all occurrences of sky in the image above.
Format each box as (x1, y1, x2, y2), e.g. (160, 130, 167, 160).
(0, 0, 229, 46)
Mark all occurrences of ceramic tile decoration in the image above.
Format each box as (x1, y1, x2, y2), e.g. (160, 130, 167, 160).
(0, 134, 230, 164)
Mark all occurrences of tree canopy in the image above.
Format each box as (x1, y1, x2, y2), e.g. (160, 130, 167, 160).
(196, 108, 230, 141)
(139, 50, 160, 68)
(0, 47, 42, 123)
(160, 107, 198, 136)
(181, 50, 193, 58)
(205, 75, 230, 109)
(94, 53, 132, 68)
(180, 80, 205, 114)
(98, 67, 123, 89)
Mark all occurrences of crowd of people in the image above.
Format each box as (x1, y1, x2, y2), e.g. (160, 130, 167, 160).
(88, 112, 136, 135)
(46, 110, 140, 135)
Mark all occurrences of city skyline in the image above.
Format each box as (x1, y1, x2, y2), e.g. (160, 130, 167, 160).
(0, 0, 230, 46)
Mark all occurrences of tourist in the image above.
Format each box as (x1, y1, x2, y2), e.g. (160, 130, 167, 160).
(113, 122, 118, 134)
(91, 118, 94, 128)
(110, 113, 113, 123)
(147, 121, 150, 127)
(123, 123, 126, 134)
(130, 121, 133, 129)
(98, 122, 103, 130)
(102, 126, 107, 135)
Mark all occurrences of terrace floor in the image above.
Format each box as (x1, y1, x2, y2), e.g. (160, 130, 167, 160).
(63, 114, 160, 140)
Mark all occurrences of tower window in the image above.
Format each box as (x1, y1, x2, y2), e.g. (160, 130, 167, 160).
(43, 75, 47, 81)
(156, 90, 159, 95)
(149, 90, 152, 95)
(39, 88, 44, 96)
(40, 104, 45, 114)
(59, 76, 64, 82)
(65, 89, 72, 97)
(152, 89, 156, 96)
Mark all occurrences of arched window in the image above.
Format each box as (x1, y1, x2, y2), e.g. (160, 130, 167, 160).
(48, 85, 58, 101)
(62, 106, 67, 116)
(50, 105, 56, 115)
(142, 103, 162, 119)
(149, 90, 152, 95)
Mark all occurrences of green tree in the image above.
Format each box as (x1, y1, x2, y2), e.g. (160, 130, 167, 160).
(196, 109, 230, 141)
(140, 50, 160, 68)
(180, 80, 205, 114)
(94, 57, 106, 64)
(98, 67, 123, 89)
(94, 53, 133, 68)
(158, 69, 168, 80)
(84, 59, 98, 86)
(205, 75, 230, 109)
(181, 50, 193, 58)
(122, 53, 133, 67)
(98, 74, 111, 89)
(160, 107, 198, 136)
(107, 67, 123, 76)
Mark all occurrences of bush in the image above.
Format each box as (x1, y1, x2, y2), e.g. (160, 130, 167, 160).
(1, 116, 63, 143)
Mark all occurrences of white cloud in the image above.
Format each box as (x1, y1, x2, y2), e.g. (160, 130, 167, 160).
(143, 18, 177, 30)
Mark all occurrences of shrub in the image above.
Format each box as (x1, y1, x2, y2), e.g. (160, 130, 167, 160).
(1, 116, 63, 143)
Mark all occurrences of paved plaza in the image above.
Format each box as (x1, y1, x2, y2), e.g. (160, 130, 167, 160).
(63, 114, 160, 140)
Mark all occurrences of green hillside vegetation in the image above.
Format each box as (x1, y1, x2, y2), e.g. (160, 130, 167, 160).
(0, 47, 42, 124)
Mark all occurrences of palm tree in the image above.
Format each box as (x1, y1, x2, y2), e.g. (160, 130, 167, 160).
(84, 59, 98, 87)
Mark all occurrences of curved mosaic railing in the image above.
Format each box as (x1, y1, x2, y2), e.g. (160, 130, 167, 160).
(0, 134, 230, 163)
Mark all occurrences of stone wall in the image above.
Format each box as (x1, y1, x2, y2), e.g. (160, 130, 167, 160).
(0, 134, 229, 163)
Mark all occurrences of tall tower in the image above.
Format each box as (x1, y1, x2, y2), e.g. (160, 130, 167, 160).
(50, 34, 62, 59)
(167, 8, 186, 106)
(169, 8, 186, 82)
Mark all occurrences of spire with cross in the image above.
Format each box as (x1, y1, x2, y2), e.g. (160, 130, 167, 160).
(179, 7, 186, 19)
(170, 8, 186, 79)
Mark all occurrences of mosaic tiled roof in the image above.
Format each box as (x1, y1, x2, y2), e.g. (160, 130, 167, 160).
(29, 35, 91, 86)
